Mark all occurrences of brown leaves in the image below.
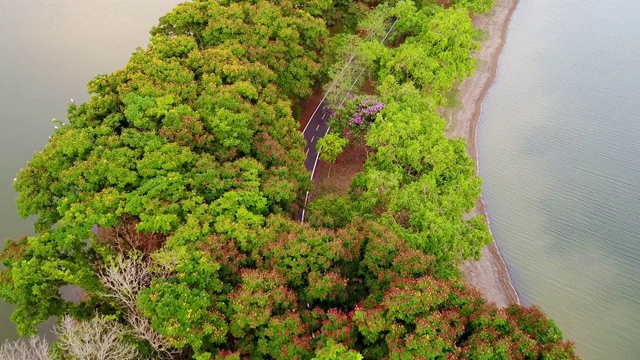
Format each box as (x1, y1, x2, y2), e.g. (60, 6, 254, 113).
(96, 215, 166, 255)
(0, 236, 29, 264)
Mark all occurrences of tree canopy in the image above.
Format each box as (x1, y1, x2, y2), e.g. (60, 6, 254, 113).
(1, 0, 577, 359)
(4, 0, 328, 338)
(315, 0, 491, 278)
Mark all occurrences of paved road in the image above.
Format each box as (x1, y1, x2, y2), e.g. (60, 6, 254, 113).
(298, 100, 331, 222)
(302, 101, 331, 178)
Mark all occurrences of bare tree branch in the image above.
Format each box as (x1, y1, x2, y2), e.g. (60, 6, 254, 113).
(0, 337, 50, 360)
(98, 257, 179, 358)
(55, 316, 138, 360)
(99, 256, 152, 311)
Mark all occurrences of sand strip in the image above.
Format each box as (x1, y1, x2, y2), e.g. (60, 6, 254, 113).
(444, 0, 520, 307)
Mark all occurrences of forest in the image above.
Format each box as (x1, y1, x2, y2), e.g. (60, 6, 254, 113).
(1, 0, 578, 359)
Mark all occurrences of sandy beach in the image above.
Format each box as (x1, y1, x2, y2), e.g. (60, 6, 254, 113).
(444, 0, 520, 307)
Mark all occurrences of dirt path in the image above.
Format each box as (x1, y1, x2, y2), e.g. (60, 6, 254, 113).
(443, 0, 521, 307)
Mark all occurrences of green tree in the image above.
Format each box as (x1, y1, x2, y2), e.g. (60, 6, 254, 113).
(306, 195, 354, 230)
(316, 133, 348, 177)
(381, 4, 480, 105)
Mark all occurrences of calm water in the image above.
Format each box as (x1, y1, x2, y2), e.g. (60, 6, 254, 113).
(479, 0, 640, 358)
(0, 0, 182, 340)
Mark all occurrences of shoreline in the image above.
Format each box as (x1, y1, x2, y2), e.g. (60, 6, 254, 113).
(444, 0, 520, 307)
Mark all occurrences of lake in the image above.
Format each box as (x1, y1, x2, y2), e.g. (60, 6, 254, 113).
(0, 0, 182, 341)
(478, 0, 640, 358)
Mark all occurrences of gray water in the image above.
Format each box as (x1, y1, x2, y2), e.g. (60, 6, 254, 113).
(478, 0, 640, 359)
(0, 0, 182, 341)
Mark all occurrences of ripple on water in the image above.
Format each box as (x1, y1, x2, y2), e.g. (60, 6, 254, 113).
(478, 0, 640, 358)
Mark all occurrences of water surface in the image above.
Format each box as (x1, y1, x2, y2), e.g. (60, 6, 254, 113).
(479, 0, 640, 358)
(0, 0, 182, 340)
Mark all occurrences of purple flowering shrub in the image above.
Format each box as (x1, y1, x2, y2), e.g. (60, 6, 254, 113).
(329, 95, 384, 143)
(350, 99, 384, 126)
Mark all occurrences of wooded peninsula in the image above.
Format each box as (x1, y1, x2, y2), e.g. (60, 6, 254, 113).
(1, 0, 578, 358)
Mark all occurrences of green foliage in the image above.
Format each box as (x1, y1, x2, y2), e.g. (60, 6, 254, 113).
(137, 249, 227, 352)
(0, 0, 579, 359)
(2, 0, 324, 339)
(312, 339, 363, 360)
(346, 86, 490, 278)
(313, 0, 493, 278)
(454, 0, 494, 14)
(323, 8, 394, 112)
(360, 89, 492, 275)
(0, 233, 100, 336)
(383, 5, 480, 105)
(325, 0, 369, 31)
(153, 0, 330, 99)
(316, 133, 348, 164)
(306, 195, 355, 229)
